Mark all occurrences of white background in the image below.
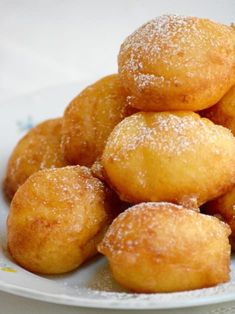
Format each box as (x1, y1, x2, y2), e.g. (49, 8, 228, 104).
(1, 0, 235, 313)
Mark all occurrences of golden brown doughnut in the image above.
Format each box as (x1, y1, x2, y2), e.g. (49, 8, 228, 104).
(62, 74, 136, 167)
(91, 159, 105, 182)
(200, 85, 235, 135)
(4, 118, 66, 201)
(7, 166, 115, 274)
(98, 202, 231, 292)
(102, 112, 235, 207)
(202, 185, 235, 250)
(118, 15, 235, 111)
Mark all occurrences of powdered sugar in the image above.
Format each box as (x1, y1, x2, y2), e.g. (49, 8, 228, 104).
(99, 201, 228, 260)
(119, 15, 199, 89)
(26, 165, 107, 209)
(118, 14, 234, 91)
(105, 112, 233, 160)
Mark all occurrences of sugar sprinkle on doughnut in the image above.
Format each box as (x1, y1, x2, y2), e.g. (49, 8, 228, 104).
(119, 14, 233, 90)
(106, 112, 233, 161)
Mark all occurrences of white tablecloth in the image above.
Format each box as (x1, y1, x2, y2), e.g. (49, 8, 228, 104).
(1, 0, 235, 313)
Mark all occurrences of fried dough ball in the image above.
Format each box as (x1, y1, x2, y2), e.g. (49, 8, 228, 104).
(202, 186, 235, 250)
(102, 112, 235, 207)
(62, 74, 136, 167)
(200, 85, 235, 135)
(4, 118, 66, 201)
(98, 202, 231, 292)
(91, 159, 105, 182)
(118, 15, 235, 111)
(7, 166, 115, 274)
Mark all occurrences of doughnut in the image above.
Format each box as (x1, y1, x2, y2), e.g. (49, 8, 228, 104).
(91, 159, 105, 182)
(200, 85, 235, 135)
(102, 112, 235, 207)
(98, 202, 231, 292)
(202, 186, 235, 250)
(62, 74, 136, 167)
(7, 166, 116, 274)
(4, 118, 66, 201)
(118, 15, 235, 111)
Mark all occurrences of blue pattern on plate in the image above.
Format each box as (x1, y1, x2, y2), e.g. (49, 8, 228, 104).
(16, 116, 34, 133)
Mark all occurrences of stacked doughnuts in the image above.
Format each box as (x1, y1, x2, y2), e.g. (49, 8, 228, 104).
(4, 15, 235, 293)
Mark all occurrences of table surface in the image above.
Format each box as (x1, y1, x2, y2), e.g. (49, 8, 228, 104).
(1, 0, 235, 313)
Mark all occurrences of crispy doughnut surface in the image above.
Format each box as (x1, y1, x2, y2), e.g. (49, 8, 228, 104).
(201, 85, 235, 135)
(98, 202, 231, 292)
(102, 112, 235, 207)
(7, 166, 115, 274)
(203, 186, 235, 250)
(62, 74, 135, 167)
(4, 118, 66, 201)
(91, 159, 105, 182)
(118, 15, 235, 111)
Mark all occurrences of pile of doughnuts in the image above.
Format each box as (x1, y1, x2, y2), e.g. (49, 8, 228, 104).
(4, 14, 235, 293)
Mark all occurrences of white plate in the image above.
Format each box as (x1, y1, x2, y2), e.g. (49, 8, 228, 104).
(1, 82, 235, 310)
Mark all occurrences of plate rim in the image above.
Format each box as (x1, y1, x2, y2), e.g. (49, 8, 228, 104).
(0, 279, 235, 310)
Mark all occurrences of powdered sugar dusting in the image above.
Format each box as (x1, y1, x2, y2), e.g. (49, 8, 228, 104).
(105, 112, 233, 161)
(119, 15, 198, 89)
(58, 264, 235, 306)
(119, 14, 233, 91)
(23, 165, 108, 215)
(85, 262, 127, 292)
(91, 159, 105, 181)
(12, 165, 112, 247)
(99, 202, 229, 260)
